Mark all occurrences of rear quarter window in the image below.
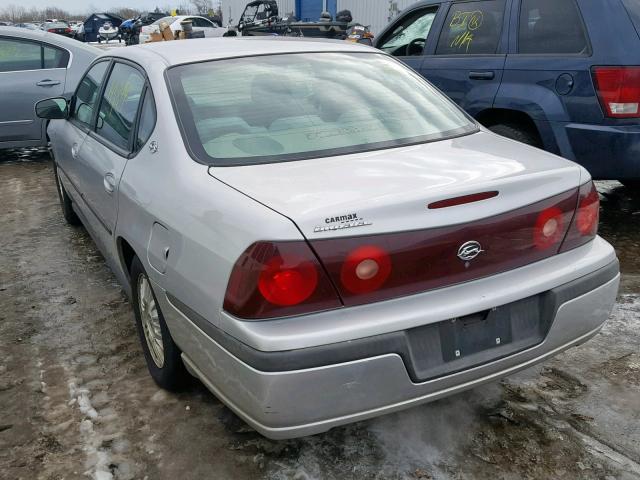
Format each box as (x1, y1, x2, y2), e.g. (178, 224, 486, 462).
(518, 0, 589, 54)
(436, 0, 507, 55)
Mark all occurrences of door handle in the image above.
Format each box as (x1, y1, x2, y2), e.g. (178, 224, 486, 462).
(103, 173, 116, 194)
(468, 71, 495, 80)
(36, 79, 61, 87)
(71, 143, 79, 159)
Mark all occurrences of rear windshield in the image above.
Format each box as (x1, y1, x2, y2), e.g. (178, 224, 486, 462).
(153, 16, 174, 25)
(47, 22, 68, 29)
(167, 52, 476, 166)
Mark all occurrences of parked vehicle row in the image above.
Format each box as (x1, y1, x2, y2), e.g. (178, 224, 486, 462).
(35, 37, 618, 439)
(375, 0, 640, 186)
(138, 15, 228, 43)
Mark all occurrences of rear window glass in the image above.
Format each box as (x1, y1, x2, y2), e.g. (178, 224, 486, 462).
(46, 22, 68, 29)
(153, 16, 174, 25)
(518, 0, 589, 54)
(167, 53, 476, 166)
(436, 0, 506, 55)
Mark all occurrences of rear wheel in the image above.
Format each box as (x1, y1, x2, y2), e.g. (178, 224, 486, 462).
(488, 123, 542, 148)
(54, 164, 81, 226)
(131, 256, 187, 391)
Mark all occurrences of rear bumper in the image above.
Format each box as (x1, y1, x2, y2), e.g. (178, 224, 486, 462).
(560, 122, 640, 180)
(156, 242, 619, 439)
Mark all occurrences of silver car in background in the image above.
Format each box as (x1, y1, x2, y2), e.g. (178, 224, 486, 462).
(37, 38, 619, 439)
(0, 26, 97, 149)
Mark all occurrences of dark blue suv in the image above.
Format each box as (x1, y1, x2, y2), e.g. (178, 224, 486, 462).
(375, 0, 640, 187)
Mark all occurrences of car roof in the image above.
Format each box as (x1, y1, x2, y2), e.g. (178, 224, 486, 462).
(0, 26, 100, 56)
(108, 36, 377, 67)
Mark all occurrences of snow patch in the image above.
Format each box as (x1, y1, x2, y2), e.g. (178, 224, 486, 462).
(68, 379, 114, 480)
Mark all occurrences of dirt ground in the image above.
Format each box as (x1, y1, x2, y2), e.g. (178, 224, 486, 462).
(1, 149, 639, 480)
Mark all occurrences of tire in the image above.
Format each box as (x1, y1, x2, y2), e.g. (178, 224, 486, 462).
(130, 256, 187, 391)
(488, 123, 542, 148)
(54, 164, 81, 226)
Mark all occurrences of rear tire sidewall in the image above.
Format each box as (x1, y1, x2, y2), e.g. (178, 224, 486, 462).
(130, 256, 186, 391)
(54, 163, 81, 226)
(488, 123, 541, 148)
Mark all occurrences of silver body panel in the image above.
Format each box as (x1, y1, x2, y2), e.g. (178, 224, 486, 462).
(46, 38, 619, 438)
(0, 27, 98, 148)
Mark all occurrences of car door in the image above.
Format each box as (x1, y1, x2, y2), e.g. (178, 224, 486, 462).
(53, 60, 111, 208)
(74, 61, 146, 236)
(376, 4, 442, 72)
(419, 0, 511, 116)
(500, 0, 593, 124)
(0, 36, 67, 147)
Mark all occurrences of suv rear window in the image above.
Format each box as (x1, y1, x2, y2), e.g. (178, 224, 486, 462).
(167, 53, 476, 166)
(518, 0, 589, 54)
(436, 0, 506, 55)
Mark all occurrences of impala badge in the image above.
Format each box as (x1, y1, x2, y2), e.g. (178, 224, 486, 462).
(457, 241, 484, 262)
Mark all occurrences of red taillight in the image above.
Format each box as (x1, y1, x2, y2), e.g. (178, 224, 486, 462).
(576, 188, 599, 235)
(560, 181, 599, 252)
(312, 189, 578, 308)
(225, 187, 598, 318)
(340, 245, 391, 294)
(533, 207, 564, 250)
(223, 241, 341, 319)
(47, 28, 55, 32)
(593, 66, 640, 118)
(65, 28, 72, 33)
(258, 254, 318, 306)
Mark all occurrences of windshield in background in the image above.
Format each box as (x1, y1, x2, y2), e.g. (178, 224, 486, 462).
(167, 52, 476, 166)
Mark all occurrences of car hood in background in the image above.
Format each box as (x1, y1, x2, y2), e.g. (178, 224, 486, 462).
(208, 131, 583, 238)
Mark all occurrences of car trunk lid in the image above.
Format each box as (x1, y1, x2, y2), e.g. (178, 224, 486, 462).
(209, 131, 582, 239)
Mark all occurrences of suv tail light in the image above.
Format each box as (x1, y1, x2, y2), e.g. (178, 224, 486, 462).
(223, 241, 341, 319)
(593, 66, 640, 118)
(560, 181, 600, 252)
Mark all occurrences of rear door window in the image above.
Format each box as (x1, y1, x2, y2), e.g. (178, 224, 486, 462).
(0, 38, 42, 72)
(95, 62, 145, 151)
(378, 7, 438, 57)
(436, 0, 507, 55)
(518, 0, 589, 54)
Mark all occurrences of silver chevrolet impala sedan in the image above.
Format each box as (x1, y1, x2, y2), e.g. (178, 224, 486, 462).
(37, 38, 619, 439)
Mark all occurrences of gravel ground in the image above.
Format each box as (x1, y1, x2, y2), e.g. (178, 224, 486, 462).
(0, 148, 639, 480)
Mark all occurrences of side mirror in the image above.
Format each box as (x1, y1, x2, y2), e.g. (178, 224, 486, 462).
(35, 97, 68, 120)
